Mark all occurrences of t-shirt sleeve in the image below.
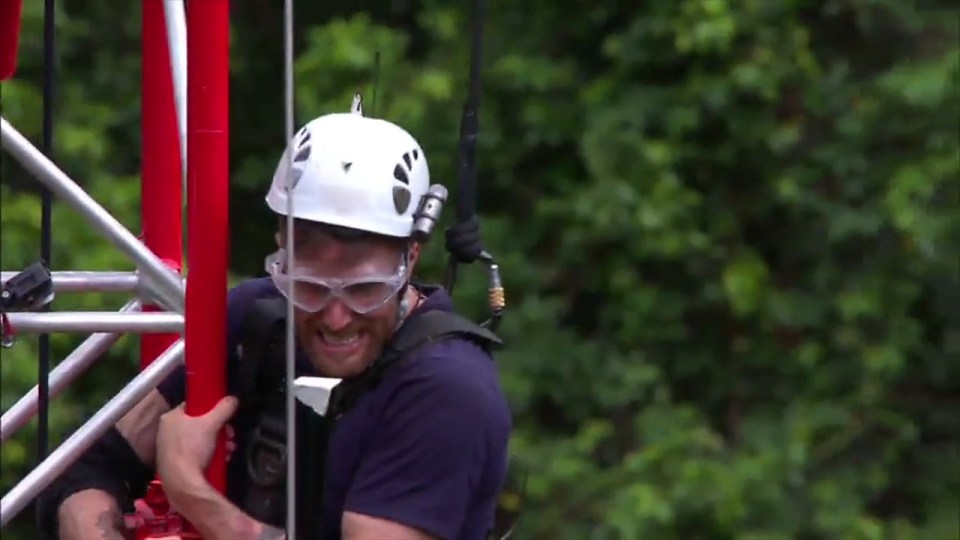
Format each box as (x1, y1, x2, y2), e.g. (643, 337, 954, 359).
(344, 342, 509, 540)
(156, 279, 267, 406)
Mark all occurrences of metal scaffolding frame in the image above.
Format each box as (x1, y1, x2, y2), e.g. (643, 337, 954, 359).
(0, 0, 230, 534)
(0, 299, 141, 445)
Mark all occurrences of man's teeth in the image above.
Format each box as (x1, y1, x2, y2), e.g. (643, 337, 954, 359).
(321, 333, 360, 346)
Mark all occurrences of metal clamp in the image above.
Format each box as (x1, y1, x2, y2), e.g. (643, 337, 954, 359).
(0, 261, 55, 312)
(0, 261, 55, 348)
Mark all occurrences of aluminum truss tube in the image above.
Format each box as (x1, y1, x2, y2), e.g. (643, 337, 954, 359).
(0, 271, 138, 293)
(162, 0, 188, 177)
(6, 311, 183, 334)
(0, 300, 141, 444)
(0, 117, 185, 313)
(185, 0, 230, 492)
(0, 339, 185, 527)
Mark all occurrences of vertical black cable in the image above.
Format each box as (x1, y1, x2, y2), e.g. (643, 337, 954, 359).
(455, 0, 484, 224)
(36, 0, 55, 530)
(444, 0, 485, 294)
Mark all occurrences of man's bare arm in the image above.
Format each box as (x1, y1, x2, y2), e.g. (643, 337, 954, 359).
(341, 511, 437, 540)
(164, 469, 284, 540)
(57, 489, 130, 540)
(115, 389, 172, 465)
(55, 390, 171, 540)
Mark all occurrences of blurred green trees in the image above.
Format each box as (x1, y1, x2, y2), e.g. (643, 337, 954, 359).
(2, 1, 957, 538)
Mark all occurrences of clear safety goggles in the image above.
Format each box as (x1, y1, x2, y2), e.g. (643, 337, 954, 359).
(264, 249, 408, 314)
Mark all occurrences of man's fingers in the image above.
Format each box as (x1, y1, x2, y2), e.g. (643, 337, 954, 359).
(204, 396, 239, 427)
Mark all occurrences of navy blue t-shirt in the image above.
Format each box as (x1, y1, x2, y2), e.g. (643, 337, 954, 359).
(156, 277, 512, 540)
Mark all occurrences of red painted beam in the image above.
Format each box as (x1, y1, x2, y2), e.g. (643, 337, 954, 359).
(185, 0, 231, 492)
(141, 0, 184, 370)
(0, 0, 24, 81)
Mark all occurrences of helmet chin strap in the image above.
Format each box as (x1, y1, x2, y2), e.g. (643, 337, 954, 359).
(394, 243, 416, 328)
(396, 286, 411, 326)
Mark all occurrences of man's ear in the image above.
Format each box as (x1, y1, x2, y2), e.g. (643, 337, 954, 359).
(406, 242, 422, 275)
(275, 231, 284, 249)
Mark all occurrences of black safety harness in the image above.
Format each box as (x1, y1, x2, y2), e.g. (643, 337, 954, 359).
(232, 295, 515, 538)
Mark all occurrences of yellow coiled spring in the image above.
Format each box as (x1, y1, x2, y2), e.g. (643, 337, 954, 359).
(489, 286, 506, 312)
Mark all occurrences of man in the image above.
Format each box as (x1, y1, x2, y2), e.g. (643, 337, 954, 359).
(40, 112, 513, 540)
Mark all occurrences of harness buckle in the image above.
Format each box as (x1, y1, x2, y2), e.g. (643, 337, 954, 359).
(246, 414, 287, 487)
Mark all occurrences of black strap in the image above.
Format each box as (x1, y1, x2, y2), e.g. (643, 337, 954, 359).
(236, 298, 287, 412)
(234, 297, 289, 527)
(396, 309, 502, 351)
(328, 309, 502, 418)
(241, 395, 329, 533)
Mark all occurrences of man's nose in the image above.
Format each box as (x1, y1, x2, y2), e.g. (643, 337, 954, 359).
(319, 297, 354, 331)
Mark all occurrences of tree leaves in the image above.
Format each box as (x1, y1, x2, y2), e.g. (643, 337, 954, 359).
(1, 1, 957, 538)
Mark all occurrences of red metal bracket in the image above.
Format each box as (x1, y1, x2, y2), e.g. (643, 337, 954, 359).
(125, 481, 202, 540)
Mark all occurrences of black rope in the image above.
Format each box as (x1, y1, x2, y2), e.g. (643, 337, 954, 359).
(458, 0, 483, 223)
(444, 0, 486, 294)
(37, 0, 55, 529)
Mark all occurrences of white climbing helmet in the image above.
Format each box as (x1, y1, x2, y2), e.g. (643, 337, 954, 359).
(265, 112, 431, 238)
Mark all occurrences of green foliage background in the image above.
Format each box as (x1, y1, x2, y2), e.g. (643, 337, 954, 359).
(2, 1, 958, 539)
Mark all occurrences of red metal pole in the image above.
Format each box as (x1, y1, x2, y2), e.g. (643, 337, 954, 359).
(130, 4, 189, 539)
(0, 0, 23, 81)
(141, 0, 183, 369)
(186, 0, 230, 492)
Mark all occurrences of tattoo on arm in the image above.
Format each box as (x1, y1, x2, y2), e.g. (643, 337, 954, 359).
(94, 509, 129, 540)
(256, 524, 287, 540)
(59, 500, 128, 540)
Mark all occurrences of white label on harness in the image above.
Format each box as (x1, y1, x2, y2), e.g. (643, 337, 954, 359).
(292, 376, 342, 417)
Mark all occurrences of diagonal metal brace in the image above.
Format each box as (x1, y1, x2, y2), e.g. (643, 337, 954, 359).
(0, 117, 185, 313)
